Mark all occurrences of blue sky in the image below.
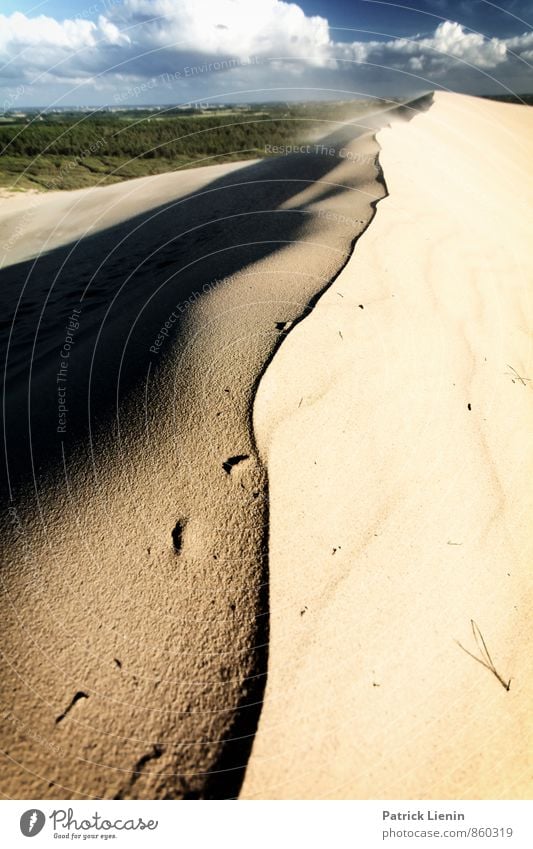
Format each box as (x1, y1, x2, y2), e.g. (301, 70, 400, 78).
(0, 1, 532, 107)
(3, 1, 531, 37)
(306, 1, 532, 39)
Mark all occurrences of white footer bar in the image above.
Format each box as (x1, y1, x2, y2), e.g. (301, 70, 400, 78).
(1, 799, 531, 848)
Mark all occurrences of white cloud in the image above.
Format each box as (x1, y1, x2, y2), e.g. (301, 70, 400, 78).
(116, 0, 331, 65)
(0, 1, 531, 99)
(97, 15, 131, 47)
(408, 56, 425, 72)
(339, 22, 512, 73)
(0, 11, 129, 52)
(506, 30, 533, 54)
(423, 21, 507, 68)
(0, 10, 131, 86)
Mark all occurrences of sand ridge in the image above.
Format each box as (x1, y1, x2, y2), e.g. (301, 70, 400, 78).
(0, 104, 411, 798)
(242, 92, 532, 799)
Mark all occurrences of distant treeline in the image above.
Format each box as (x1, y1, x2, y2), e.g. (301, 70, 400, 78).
(0, 100, 388, 190)
(481, 93, 533, 105)
(0, 101, 388, 160)
(1, 116, 308, 159)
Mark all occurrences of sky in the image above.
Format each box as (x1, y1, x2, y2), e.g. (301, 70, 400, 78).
(0, 0, 532, 107)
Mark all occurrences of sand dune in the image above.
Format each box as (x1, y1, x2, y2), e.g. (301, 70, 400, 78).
(1, 92, 529, 801)
(0, 103, 415, 798)
(242, 93, 532, 799)
(0, 161, 252, 268)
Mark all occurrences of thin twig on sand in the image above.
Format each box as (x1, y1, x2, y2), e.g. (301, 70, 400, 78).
(456, 620, 511, 691)
(505, 364, 530, 386)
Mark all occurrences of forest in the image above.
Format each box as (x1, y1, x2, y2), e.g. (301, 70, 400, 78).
(0, 100, 387, 191)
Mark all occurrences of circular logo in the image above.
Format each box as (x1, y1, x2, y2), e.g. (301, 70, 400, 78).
(20, 810, 46, 837)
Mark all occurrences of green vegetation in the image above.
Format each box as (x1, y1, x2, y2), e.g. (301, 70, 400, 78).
(0, 101, 387, 191)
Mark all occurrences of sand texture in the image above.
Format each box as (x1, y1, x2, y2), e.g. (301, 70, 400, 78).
(242, 93, 532, 799)
(0, 104, 408, 798)
(1, 92, 529, 801)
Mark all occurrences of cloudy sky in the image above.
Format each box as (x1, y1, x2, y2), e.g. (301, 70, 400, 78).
(1, 0, 532, 107)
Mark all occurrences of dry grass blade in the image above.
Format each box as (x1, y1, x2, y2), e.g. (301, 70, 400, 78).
(456, 620, 511, 691)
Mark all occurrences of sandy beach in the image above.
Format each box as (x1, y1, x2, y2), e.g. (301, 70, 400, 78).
(0, 91, 530, 801)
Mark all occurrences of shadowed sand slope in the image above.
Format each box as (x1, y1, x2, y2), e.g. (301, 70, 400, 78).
(243, 93, 532, 799)
(0, 101, 431, 798)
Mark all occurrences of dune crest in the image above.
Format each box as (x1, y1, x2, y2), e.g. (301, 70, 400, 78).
(0, 107, 400, 798)
(243, 93, 533, 799)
